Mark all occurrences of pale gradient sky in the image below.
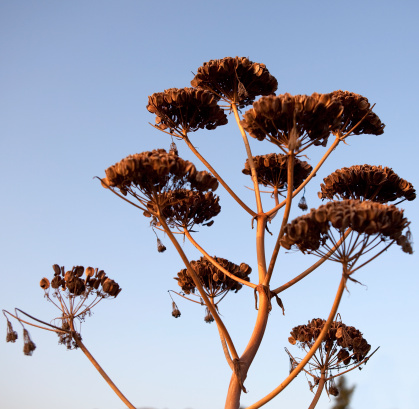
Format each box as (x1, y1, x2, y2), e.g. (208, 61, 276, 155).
(1, 1, 418, 409)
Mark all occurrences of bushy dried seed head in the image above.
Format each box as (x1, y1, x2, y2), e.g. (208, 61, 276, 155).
(23, 328, 36, 356)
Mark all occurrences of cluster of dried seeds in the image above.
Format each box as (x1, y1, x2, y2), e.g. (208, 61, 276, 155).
(191, 56, 278, 107)
(42, 264, 122, 298)
(280, 200, 412, 254)
(23, 328, 36, 356)
(147, 88, 228, 133)
(6, 319, 18, 343)
(241, 93, 344, 150)
(332, 90, 385, 135)
(175, 256, 252, 298)
(289, 318, 371, 364)
(242, 153, 312, 190)
(319, 165, 416, 203)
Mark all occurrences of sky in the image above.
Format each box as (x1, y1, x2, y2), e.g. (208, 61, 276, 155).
(1, 1, 418, 409)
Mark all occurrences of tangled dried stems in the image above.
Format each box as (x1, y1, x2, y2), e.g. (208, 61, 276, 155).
(319, 165, 416, 203)
(147, 87, 228, 134)
(191, 56, 278, 107)
(287, 318, 373, 398)
(243, 153, 312, 191)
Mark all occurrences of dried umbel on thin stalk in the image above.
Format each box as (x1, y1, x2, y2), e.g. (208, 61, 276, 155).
(331, 90, 385, 136)
(146, 189, 221, 230)
(6, 318, 18, 343)
(241, 93, 344, 151)
(175, 257, 252, 300)
(288, 318, 372, 396)
(242, 153, 312, 191)
(23, 328, 36, 356)
(147, 87, 228, 134)
(280, 200, 412, 270)
(191, 56, 278, 107)
(319, 165, 416, 203)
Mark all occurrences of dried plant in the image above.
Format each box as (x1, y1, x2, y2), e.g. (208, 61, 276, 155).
(4, 56, 415, 409)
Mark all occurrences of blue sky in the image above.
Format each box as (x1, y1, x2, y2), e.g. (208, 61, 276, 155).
(1, 1, 418, 409)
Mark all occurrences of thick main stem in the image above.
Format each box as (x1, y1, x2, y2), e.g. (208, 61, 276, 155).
(73, 333, 136, 409)
(308, 371, 326, 409)
(246, 274, 347, 409)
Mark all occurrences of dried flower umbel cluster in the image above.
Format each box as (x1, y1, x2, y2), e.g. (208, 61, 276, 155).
(287, 318, 373, 397)
(319, 165, 416, 203)
(191, 56, 278, 107)
(243, 153, 312, 191)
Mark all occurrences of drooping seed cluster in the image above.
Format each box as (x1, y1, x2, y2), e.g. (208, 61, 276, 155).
(332, 90, 385, 135)
(280, 200, 412, 254)
(242, 153, 312, 190)
(319, 165, 416, 203)
(146, 189, 221, 229)
(147, 88, 228, 133)
(23, 328, 36, 356)
(6, 318, 18, 343)
(41, 264, 122, 298)
(175, 257, 252, 299)
(191, 56, 278, 107)
(241, 93, 344, 150)
(289, 318, 371, 365)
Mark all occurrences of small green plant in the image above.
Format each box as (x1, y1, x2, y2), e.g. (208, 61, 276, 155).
(4, 57, 415, 409)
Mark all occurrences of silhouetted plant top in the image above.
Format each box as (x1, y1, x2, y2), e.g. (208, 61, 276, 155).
(175, 257, 252, 298)
(280, 200, 412, 254)
(242, 153, 312, 190)
(318, 164, 416, 203)
(191, 56, 278, 107)
(102, 149, 219, 197)
(147, 87, 228, 133)
(145, 189, 221, 229)
(241, 93, 343, 150)
(289, 318, 371, 364)
(331, 90, 385, 135)
(42, 264, 122, 298)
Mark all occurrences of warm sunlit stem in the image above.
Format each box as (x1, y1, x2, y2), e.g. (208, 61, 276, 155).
(308, 370, 326, 409)
(182, 133, 256, 217)
(272, 229, 352, 294)
(266, 137, 341, 217)
(265, 152, 294, 285)
(231, 103, 263, 214)
(184, 228, 257, 289)
(245, 274, 347, 409)
(158, 215, 239, 361)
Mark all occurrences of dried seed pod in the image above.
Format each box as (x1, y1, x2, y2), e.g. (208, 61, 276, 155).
(22, 328, 36, 356)
(298, 196, 308, 211)
(52, 264, 61, 276)
(85, 267, 95, 277)
(6, 319, 18, 343)
(40, 277, 50, 290)
(171, 301, 181, 318)
(157, 238, 166, 253)
(204, 308, 214, 323)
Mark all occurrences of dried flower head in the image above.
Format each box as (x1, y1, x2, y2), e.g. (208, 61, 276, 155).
(147, 87, 228, 134)
(280, 200, 412, 269)
(242, 153, 312, 191)
(319, 165, 416, 203)
(157, 238, 166, 253)
(191, 56, 278, 107)
(171, 301, 181, 318)
(6, 319, 18, 343)
(298, 196, 308, 211)
(241, 93, 343, 151)
(175, 257, 252, 300)
(23, 328, 36, 356)
(331, 90, 385, 136)
(287, 318, 373, 394)
(204, 307, 214, 323)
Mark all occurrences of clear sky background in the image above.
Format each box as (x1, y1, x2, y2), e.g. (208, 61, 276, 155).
(1, 1, 418, 409)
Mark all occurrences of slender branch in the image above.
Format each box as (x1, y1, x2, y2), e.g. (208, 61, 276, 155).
(266, 136, 341, 217)
(3, 309, 66, 334)
(184, 228, 257, 289)
(182, 133, 256, 217)
(72, 333, 136, 409)
(231, 103, 263, 214)
(272, 228, 352, 294)
(245, 274, 347, 409)
(157, 214, 239, 361)
(308, 370, 326, 409)
(265, 152, 295, 285)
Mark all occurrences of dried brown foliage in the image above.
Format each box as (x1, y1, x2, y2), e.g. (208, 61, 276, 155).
(147, 87, 228, 133)
(242, 153, 312, 190)
(280, 200, 412, 256)
(331, 90, 385, 135)
(191, 56, 278, 107)
(319, 165, 416, 203)
(175, 257, 252, 299)
(241, 93, 343, 150)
